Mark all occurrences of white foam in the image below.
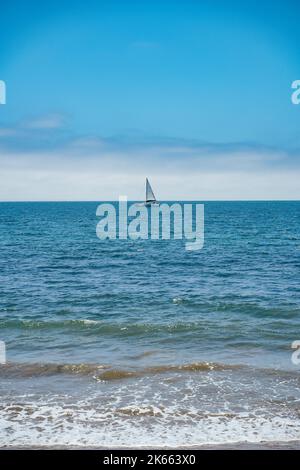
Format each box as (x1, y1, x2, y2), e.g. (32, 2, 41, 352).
(81, 319, 101, 325)
(2, 365, 300, 447)
(1, 400, 300, 448)
(172, 298, 183, 304)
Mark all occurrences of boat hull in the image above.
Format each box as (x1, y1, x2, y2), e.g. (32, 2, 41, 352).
(145, 201, 159, 207)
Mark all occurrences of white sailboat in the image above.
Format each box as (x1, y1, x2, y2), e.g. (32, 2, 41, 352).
(145, 178, 159, 206)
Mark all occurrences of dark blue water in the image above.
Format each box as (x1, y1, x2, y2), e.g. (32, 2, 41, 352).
(0, 201, 300, 447)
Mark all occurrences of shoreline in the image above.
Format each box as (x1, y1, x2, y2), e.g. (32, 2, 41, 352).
(2, 441, 300, 450)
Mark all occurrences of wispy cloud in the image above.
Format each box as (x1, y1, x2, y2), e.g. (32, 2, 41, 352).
(0, 120, 299, 201)
(23, 113, 67, 130)
(0, 113, 67, 139)
(0, 114, 70, 152)
(0, 127, 17, 137)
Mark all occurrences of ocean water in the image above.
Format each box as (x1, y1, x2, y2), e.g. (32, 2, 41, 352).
(0, 201, 300, 447)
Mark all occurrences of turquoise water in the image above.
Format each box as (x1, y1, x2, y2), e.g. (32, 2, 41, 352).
(0, 201, 300, 446)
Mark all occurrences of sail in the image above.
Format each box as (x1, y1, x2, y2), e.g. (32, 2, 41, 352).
(146, 178, 156, 202)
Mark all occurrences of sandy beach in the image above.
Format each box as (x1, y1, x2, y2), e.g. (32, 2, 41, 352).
(2, 440, 300, 450)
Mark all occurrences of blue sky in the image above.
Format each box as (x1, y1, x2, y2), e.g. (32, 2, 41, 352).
(1, 0, 300, 200)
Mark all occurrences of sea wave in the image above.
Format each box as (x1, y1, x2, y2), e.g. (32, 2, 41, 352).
(0, 360, 240, 381)
(1, 309, 298, 335)
(0, 400, 300, 448)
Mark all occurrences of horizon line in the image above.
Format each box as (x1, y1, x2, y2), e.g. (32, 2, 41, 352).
(1, 199, 300, 203)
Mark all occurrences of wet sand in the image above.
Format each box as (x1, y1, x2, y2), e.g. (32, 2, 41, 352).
(2, 441, 300, 450)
